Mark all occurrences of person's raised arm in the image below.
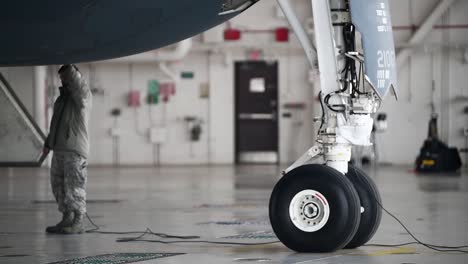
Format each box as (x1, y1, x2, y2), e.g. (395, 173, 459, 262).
(67, 69, 90, 108)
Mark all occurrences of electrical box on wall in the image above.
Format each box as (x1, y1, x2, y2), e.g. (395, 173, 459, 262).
(160, 82, 176, 103)
(184, 116, 203, 142)
(147, 80, 159, 104)
(199, 82, 209, 99)
(110, 108, 121, 117)
(127, 91, 141, 107)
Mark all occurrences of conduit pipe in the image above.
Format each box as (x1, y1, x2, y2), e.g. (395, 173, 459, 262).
(276, 0, 318, 70)
(159, 62, 179, 84)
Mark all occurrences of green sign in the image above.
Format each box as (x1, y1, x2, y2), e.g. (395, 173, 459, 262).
(147, 80, 159, 104)
(181, 71, 194, 79)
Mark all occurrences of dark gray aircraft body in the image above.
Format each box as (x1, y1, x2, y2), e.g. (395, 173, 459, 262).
(1, 0, 396, 97)
(0, 0, 256, 66)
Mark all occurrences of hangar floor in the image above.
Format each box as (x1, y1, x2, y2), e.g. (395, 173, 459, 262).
(0, 165, 467, 264)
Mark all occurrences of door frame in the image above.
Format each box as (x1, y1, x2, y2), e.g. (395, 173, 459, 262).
(234, 60, 280, 164)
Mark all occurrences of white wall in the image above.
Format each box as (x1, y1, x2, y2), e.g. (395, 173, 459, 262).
(1, 0, 467, 166)
(378, 0, 468, 164)
(82, 0, 315, 166)
(80, 51, 314, 165)
(78, 58, 212, 165)
(0, 67, 34, 114)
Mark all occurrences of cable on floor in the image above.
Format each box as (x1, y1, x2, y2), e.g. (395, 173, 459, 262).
(85, 213, 279, 246)
(84, 176, 468, 253)
(365, 242, 468, 249)
(85, 213, 200, 240)
(116, 238, 281, 246)
(352, 166, 468, 254)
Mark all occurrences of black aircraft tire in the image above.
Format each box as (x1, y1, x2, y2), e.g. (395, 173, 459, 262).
(269, 164, 361, 252)
(344, 165, 382, 249)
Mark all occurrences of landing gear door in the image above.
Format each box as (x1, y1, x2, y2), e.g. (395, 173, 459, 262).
(349, 0, 398, 99)
(0, 73, 47, 167)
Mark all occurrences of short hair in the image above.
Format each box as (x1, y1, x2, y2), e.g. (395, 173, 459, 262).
(58, 64, 80, 74)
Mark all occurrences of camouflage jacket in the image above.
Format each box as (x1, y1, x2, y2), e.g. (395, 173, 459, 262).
(46, 70, 92, 158)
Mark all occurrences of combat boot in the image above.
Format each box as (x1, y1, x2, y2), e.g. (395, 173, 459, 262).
(46, 212, 73, 233)
(59, 211, 85, 234)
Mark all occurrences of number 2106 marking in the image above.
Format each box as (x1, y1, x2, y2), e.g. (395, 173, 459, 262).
(377, 50, 395, 68)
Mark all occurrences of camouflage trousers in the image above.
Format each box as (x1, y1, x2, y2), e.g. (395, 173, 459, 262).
(51, 152, 87, 214)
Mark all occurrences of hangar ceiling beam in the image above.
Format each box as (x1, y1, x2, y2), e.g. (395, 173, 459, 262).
(397, 0, 457, 68)
(277, 0, 318, 70)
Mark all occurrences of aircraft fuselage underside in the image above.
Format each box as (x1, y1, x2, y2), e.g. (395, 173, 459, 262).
(0, 0, 257, 66)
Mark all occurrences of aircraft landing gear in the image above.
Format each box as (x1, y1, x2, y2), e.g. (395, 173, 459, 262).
(273, 0, 395, 253)
(269, 164, 382, 252)
(344, 165, 382, 249)
(269, 164, 361, 252)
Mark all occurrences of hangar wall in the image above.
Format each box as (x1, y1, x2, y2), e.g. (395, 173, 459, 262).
(379, 0, 468, 164)
(1, 0, 467, 166)
(0, 67, 34, 115)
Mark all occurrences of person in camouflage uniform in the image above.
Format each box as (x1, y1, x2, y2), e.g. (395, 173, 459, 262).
(43, 64, 92, 234)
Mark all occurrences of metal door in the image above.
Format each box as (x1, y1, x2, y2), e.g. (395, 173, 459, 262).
(235, 61, 278, 164)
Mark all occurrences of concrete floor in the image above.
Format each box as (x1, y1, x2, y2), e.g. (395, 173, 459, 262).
(0, 165, 467, 263)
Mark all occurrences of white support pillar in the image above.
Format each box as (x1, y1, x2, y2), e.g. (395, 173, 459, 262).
(396, 0, 457, 68)
(33, 66, 47, 132)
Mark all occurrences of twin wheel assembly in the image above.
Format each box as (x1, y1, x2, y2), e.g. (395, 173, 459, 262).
(269, 164, 382, 252)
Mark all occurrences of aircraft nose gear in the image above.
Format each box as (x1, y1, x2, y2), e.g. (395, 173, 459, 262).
(273, 0, 396, 253)
(289, 190, 330, 232)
